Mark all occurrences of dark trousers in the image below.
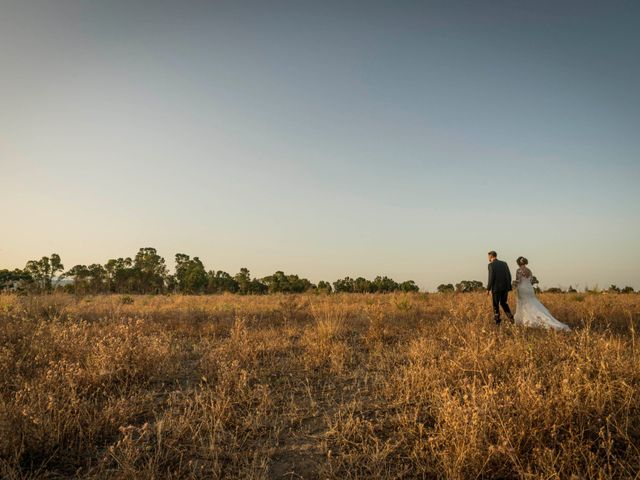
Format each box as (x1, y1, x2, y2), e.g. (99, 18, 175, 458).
(492, 290, 513, 324)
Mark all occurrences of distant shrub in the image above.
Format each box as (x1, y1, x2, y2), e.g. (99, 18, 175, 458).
(545, 287, 563, 294)
(121, 295, 134, 305)
(455, 280, 484, 293)
(399, 280, 420, 293)
(316, 281, 333, 293)
(437, 284, 455, 294)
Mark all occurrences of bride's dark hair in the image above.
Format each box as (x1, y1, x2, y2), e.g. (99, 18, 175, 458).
(516, 256, 529, 266)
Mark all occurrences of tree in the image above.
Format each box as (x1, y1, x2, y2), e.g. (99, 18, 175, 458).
(67, 263, 107, 294)
(262, 271, 314, 294)
(66, 264, 90, 294)
(0, 269, 31, 291)
(248, 278, 268, 294)
(24, 254, 64, 293)
(455, 280, 484, 293)
(174, 254, 207, 294)
(317, 281, 332, 293)
(399, 280, 419, 293)
(372, 276, 399, 293)
(621, 286, 635, 294)
(87, 264, 106, 293)
(186, 261, 207, 293)
(608, 285, 621, 293)
(262, 271, 290, 294)
(545, 287, 563, 293)
(207, 270, 239, 294)
(437, 283, 455, 293)
(165, 274, 178, 292)
(333, 277, 355, 293)
(289, 275, 314, 293)
(133, 248, 167, 293)
(233, 268, 267, 295)
(234, 268, 252, 295)
(353, 277, 373, 293)
(104, 257, 133, 293)
(174, 253, 191, 284)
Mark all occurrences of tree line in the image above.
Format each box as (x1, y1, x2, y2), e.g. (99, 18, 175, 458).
(0, 248, 420, 295)
(2, 250, 635, 296)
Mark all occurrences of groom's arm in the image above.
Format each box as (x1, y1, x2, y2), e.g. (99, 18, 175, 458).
(487, 264, 494, 292)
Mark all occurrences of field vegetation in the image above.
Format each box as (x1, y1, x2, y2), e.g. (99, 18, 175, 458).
(1, 292, 639, 479)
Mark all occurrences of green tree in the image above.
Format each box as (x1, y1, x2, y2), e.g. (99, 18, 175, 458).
(133, 247, 167, 293)
(174, 253, 191, 283)
(262, 271, 290, 293)
(248, 278, 268, 294)
(87, 264, 106, 293)
(233, 268, 267, 294)
(333, 277, 355, 293)
(234, 268, 252, 295)
(104, 257, 133, 293)
(0, 269, 31, 291)
(437, 284, 455, 293)
(317, 281, 332, 293)
(165, 274, 178, 292)
(353, 277, 373, 293)
(455, 280, 484, 293)
(207, 270, 239, 293)
(373, 276, 399, 293)
(66, 264, 90, 294)
(399, 280, 419, 293)
(67, 263, 107, 294)
(174, 254, 208, 294)
(24, 254, 64, 293)
(184, 261, 207, 293)
(262, 271, 314, 293)
(287, 274, 313, 293)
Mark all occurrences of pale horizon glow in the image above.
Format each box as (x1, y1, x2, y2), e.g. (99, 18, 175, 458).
(1, 0, 639, 291)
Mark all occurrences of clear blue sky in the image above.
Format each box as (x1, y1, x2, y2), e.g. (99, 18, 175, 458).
(1, 0, 639, 290)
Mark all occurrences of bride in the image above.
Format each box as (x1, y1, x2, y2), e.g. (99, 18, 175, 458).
(514, 257, 570, 331)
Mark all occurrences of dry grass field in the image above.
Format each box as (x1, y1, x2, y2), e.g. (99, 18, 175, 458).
(1, 292, 639, 479)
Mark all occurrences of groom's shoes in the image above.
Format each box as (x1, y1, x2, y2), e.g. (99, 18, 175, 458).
(506, 313, 515, 324)
(494, 315, 501, 326)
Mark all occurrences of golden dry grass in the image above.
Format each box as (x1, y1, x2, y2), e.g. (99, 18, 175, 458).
(1, 292, 639, 479)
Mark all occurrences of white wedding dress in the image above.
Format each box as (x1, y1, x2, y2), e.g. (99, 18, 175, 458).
(514, 268, 570, 331)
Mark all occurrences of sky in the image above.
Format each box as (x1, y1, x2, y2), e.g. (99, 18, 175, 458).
(1, 0, 639, 291)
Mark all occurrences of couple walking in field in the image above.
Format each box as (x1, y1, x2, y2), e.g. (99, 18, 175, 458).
(487, 251, 570, 330)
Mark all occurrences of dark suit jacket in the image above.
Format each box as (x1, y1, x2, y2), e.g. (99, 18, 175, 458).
(487, 259, 512, 293)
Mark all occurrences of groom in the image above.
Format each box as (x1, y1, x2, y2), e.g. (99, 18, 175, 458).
(486, 251, 514, 325)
